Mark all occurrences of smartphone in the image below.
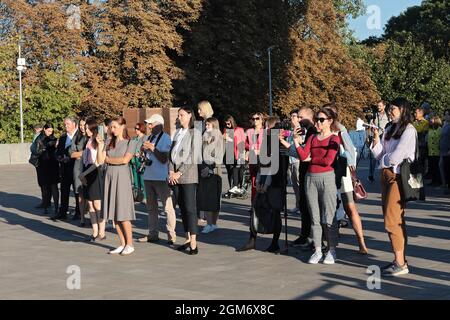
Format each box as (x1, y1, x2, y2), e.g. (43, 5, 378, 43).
(98, 125, 105, 139)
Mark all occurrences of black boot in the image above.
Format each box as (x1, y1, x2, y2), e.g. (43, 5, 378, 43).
(265, 242, 280, 254)
(236, 237, 256, 252)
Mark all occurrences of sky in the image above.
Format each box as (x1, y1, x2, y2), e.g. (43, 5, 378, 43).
(347, 0, 422, 40)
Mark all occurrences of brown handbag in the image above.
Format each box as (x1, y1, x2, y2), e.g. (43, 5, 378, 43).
(350, 168, 368, 201)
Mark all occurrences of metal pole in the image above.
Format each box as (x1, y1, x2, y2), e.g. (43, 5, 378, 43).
(18, 43, 24, 143)
(268, 47, 273, 116)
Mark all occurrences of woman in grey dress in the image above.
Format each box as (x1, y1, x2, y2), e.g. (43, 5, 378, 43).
(97, 117, 137, 256)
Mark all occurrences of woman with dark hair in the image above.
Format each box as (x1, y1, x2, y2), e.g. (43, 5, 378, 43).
(294, 107, 341, 265)
(36, 124, 60, 215)
(371, 97, 417, 276)
(97, 117, 137, 255)
(237, 116, 283, 253)
(130, 122, 147, 202)
(169, 107, 201, 255)
(223, 115, 246, 194)
(323, 104, 369, 255)
(79, 119, 105, 242)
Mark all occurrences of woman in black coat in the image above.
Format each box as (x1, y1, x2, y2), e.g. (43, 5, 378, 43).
(36, 124, 60, 215)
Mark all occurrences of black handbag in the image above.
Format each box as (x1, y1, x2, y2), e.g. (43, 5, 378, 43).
(399, 133, 422, 202)
(132, 186, 144, 203)
(29, 154, 40, 168)
(332, 134, 347, 189)
(251, 188, 282, 235)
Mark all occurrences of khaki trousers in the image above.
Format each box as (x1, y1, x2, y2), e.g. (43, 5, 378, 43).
(144, 180, 177, 241)
(381, 168, 407, 253)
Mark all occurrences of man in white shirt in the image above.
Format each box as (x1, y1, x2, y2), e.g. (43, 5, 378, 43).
(53, 117, 80, 220)
(137, 114, 177, 245)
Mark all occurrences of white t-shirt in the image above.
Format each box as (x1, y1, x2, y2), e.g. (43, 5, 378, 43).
(142, 132, 172, 181)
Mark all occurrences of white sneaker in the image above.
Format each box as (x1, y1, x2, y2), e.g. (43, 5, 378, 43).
(120, 245, 135, 256)
(308, 251, 323, 264)
(210, 224, 218, 232)
(108, 246, 124, 255)
(323, 250, 336, 264)
(228, 186, 239, 194)
(202, 225, 213, 234)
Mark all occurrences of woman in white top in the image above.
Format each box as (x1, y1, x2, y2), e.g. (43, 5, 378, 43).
(79, 119, 105, 242)
(371, 97, 417, 277)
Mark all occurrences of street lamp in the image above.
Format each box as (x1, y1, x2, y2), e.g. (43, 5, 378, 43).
(17, 41, 26, 144)
(267, 46, 275, 116)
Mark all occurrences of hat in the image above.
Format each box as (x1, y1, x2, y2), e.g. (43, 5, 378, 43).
(144, 114, 164, 125)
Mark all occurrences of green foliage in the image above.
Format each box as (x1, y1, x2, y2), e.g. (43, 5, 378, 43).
(367, 37, 450, 116)
(384, 0, 450, 59)
(0, 61, 85, 143)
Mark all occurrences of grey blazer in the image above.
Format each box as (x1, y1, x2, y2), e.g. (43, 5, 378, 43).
(169, 128, 202, 184)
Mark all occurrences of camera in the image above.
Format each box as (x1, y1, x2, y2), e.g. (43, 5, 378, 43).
(363, 105, 377, 122)
(273, 119, 292, 131)
(137, 156, 152, 174)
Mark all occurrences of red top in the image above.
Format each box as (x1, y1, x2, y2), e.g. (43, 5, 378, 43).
(296, 134, 341, 173)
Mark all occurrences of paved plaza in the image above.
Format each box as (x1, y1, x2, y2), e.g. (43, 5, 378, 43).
(0, 162, 449, 300)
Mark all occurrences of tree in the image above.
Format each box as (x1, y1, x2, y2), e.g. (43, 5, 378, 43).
(384, 0, 450, 59)
(172, 0, 292, 124)
(367, 37, 450, 116)
(274, 0, 379, 128)
(0, 62, 85, 143)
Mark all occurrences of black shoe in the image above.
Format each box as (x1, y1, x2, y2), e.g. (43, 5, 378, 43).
(176, 242, 190, 251)
(79, 222, 86, 228)
(188, 246, 198, 255)
(265, 243, 280, 254)
(35, 203, 45, 209)
(51, 214, 67, 221)
(72, 214, 81, 221)
(168, 240, 175, 248)
(148, 237, 160, 243)
(367, 176, 375, 183)
(291, 236, 309, 247)
(85, 235, 98, 242)
(236, 240, 255, 252)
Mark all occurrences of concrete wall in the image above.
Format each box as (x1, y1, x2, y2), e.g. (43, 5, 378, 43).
(0, 143, 31, 165)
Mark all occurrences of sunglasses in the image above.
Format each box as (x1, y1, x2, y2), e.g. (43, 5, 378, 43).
(315, 117, 329, 123)
(225, 122, 232, 126)
(251, 117, 261, 121)
(135, 127, 140, 130)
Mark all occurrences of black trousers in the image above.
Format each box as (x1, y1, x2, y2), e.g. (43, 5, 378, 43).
(35, 167, 44, 204)
(59, 160, 79, 215)
(225, 163, 244, 189)
(298, 167, 311, 239)
(428, 156, 441, 185)
(173, 184, 198, 235)
(42, 184, 59, 213)
(444, 156, 450, 190)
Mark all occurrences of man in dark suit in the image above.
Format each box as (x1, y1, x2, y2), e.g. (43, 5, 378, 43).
(52, 117, 81, 220)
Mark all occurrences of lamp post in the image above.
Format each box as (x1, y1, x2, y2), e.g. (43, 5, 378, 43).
(17, 42, 26, 144)
(267, 46, 274, 116)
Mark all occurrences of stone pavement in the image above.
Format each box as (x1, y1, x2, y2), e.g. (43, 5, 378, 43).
(0, 161, 449, 300)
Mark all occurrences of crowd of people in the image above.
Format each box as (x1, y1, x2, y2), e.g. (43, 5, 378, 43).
(28, 98, 449, 277)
